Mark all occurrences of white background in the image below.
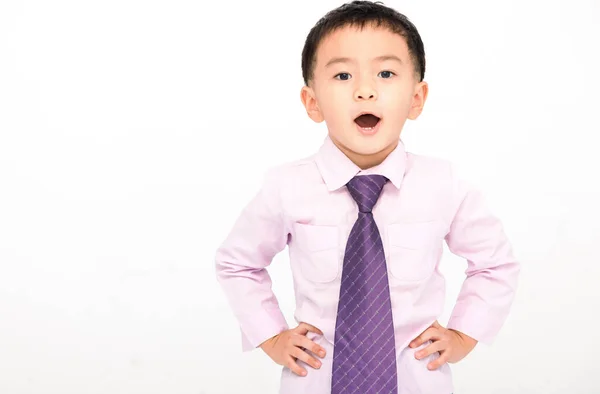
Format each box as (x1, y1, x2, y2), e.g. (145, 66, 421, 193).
(1, 0, 599, 393)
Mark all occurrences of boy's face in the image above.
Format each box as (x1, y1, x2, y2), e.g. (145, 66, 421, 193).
(301, 24, 428, 169)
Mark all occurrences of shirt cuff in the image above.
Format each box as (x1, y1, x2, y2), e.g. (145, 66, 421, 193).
(446, 302, 504, 345)
(239, 308, 289, 352)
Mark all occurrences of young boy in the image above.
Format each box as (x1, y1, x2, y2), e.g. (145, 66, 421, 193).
(215, 1, 520, 393)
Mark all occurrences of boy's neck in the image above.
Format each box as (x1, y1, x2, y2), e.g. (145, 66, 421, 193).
(332, 136, 398, 170)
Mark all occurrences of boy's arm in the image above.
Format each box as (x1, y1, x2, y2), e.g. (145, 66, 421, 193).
(215, 168, 289, 352)
(444, 164, 520, 345)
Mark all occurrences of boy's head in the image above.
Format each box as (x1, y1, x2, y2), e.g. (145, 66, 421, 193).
(300, 1, 429, 169)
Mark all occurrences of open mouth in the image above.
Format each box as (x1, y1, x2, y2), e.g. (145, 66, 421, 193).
(354, 113, 381, 134)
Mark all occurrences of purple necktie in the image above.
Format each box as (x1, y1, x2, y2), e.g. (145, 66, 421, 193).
(331, 174, 398, 394)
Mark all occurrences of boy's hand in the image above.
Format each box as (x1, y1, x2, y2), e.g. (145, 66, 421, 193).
(259, 322, 327, 377)
(409, 320, 478, 370)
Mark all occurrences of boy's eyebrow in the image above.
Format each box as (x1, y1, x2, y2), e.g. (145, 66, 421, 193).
(374, 55, 403, 64)
(324, 55, 403, 68)
(325, 57, 353, 68)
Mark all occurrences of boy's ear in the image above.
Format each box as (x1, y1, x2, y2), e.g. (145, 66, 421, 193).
(300, 85, 324, 123)
(407, 81, 429, 120)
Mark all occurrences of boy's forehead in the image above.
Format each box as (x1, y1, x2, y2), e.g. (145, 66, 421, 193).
(313, 24, 410, 70)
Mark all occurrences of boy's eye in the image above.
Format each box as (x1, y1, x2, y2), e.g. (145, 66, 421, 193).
(334, 73, 351, 81)
(378, 70, 395, 78)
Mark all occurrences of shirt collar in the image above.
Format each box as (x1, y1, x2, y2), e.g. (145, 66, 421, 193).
(314, 135, 406, 192)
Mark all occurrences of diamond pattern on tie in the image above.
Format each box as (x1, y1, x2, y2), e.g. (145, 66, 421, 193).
(331, 174, 398, 394)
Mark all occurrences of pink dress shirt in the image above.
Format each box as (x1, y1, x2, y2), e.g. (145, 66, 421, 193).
(215, 136, 520, 394)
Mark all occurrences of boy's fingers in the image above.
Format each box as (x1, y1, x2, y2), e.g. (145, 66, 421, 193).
(415, 339, 444, 360)
(297, 322, 323, 335)
(291, 346, 322, 370)
(427, 352, 450, 371)
(409, 328, 432, 348)
(410, 321, 443, 348)
(286, 356, 308, 377)
(409, 327, 441, 348)
(297, 335, 326, 358)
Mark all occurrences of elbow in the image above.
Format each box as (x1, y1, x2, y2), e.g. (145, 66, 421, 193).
(215, 248, 266, 282)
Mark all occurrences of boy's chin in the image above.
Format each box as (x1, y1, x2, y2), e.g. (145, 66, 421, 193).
(330, 132, 398, 157)
(345, 137, 397, 156)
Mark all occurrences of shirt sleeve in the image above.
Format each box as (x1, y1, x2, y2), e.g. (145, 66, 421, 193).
(215, 167, 290, 352)
(444, 164, 520, 345)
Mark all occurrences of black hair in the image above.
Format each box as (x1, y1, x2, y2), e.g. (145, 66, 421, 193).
(301, 1, 426, 85)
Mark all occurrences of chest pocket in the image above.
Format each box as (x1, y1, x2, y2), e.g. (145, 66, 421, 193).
(386, 221, 441, 282)
(293, 223, 340, 283)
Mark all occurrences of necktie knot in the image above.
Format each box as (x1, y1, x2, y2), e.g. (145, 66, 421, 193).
(347, 175, 388, 213)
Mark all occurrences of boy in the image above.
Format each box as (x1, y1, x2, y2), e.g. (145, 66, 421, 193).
(215, 1, 520, 393)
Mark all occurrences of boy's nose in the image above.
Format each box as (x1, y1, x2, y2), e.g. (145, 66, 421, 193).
(354, 86, 378, 101)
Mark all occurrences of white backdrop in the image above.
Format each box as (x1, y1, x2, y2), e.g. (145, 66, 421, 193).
(1, 0, 599, 393)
